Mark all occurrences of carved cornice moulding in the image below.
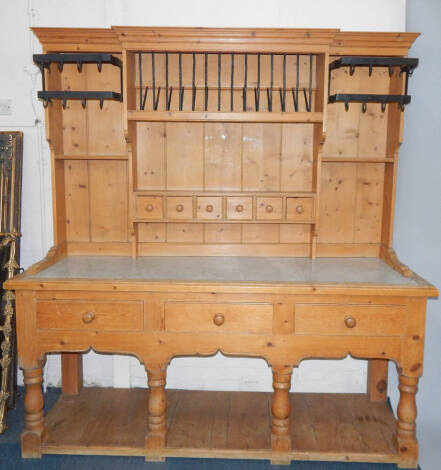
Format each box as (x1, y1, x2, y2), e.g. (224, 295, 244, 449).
(31, 27, 419, 55)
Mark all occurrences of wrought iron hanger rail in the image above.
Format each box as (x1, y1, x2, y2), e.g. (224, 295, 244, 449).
(328, 55, 418, 113)
(33, 53, 122, 72)
(329, 56, 418, 75)
(38, 91, 122, 109)
(328, 93, 411, 113)
(34, 53, 123, 109)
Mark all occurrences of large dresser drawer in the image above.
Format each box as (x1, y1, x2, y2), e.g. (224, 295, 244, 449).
(164, 302, 273, 334)
(36, 300, 144, 332)
(295, 304, 405, 336)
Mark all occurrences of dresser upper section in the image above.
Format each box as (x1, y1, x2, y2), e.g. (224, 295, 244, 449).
(30, 27, 420, 260)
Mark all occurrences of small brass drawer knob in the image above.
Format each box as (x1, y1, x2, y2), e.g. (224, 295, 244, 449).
(236, 204, 244, 213)
(82, 311, 95, 324)
(344, 315, 356, 328)
(265, 205, 274, 213)
(296, 205, 304, 214)
(213, 313, 225, 326)
(176, 204, 184, 212)
(206, 204, 214, 213)
(145, 204, 154, 212)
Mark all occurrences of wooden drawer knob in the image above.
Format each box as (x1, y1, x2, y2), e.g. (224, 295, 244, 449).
(82, 311, 95, 324)
(145, 204, 154, 212)
(265, 205, 274, 213)
(206, 204, 214, 213)
(235, 204, 244, 213)
(296, 205, 304, 214)
(213, 313, 225, 326)
(176, 204, 184, 212)
(344, 315, 356, 328)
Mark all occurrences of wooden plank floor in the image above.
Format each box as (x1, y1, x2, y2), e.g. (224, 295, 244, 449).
(42, 388, 398, 463)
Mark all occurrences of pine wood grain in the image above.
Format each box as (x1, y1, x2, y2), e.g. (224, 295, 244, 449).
(89, 161, 129, 242)
(166, 123, 204, 190)
(136, 122, 166, 190)
(64, 160, 90, 242)
(61, 353, 83, 395)
(86, 62, 125, 156)
(204, 123, 242, 191)
(242, 124, 281, 191)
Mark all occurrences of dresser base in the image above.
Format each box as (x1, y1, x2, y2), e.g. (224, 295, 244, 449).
(39, 387, 399, 465)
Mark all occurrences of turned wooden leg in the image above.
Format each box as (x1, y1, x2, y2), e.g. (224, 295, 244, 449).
(21, 365, 45, 458)
(394, 375, 419, 468)
(367, 359, 388, 401)
(145, 364, 167, 462)
(271, 365, 293, 465)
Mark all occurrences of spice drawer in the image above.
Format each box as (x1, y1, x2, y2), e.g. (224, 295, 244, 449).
(286, 197, 314, 221)
(36, 300, 144, 331)
(226, 196, 253, 220)
(294, 304, 405, 336)
(196, 197, 223, 220)
(164, 302, 273, 334)
(135, 196, 163, 220)
(167, 196, 193, 220)
(256, 197, 283, 220)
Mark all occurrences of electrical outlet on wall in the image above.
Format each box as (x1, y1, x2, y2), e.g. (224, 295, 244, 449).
(0, 100, 12, 115)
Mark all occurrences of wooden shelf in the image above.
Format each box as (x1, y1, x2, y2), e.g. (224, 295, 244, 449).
(328, 93, 410, 106)
(133, 219, 314, 224)
(128, 110, 323, 123)
(134, 190, 316, 197)
(55, 154, 128, 160)
(42, 388, 398, 464)
(329, 56, 418, 73)
(33, 53, 122, 69)
(38, 90, 122, 104)
(322, 157, 395, 163)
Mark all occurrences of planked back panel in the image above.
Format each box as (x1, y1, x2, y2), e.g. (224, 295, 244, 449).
(135, 122, 314, 192)
(60, 60, 125, 157)
(323, 60, 390, 159)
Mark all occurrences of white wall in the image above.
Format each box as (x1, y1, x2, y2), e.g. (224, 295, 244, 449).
(388, 1, 441, 469)
(1, 1, 410, 395)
